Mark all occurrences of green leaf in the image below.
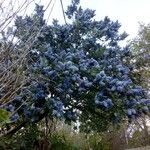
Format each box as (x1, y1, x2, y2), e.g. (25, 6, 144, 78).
(90, 68, 101, 76)
(0, 109, 10, 124)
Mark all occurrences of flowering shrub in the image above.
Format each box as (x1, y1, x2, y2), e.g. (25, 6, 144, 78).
(0, 0, 149, 133)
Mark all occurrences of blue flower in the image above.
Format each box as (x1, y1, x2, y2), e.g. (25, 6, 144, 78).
(10, 113, 19, 122)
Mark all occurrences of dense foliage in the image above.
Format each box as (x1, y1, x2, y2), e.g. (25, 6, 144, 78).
(0, 0, 150, 134)
(131, 23, 150, 88)
(0, 123, 111, 150)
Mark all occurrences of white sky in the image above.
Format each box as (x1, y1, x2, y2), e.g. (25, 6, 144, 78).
(39, 0, 150, 40)
(1, 0, 150, 40)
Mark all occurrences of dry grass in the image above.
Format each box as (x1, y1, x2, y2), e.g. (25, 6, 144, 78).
(126, 146, 150, 150)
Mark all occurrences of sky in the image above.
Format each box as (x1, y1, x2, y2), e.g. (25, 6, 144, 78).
(1, 0, 150, 40)
(39, 0, 150, 40)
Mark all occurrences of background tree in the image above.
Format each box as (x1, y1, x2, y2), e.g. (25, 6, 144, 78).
(131, 23, 150, 88)
(128, 23, 150, 148)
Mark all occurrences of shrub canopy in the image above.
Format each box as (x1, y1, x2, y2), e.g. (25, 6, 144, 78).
(0, 0, 149, 133)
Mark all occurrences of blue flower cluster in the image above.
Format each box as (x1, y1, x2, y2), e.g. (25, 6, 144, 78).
(4, 104, 19, 122)
(50, 98, 64, 118)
